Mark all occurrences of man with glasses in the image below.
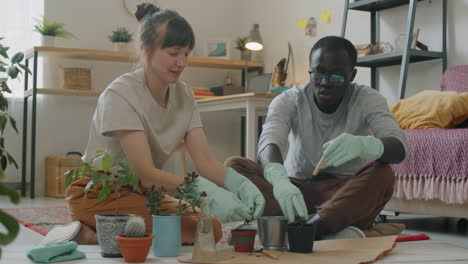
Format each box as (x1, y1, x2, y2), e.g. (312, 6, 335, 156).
(225, 36, 408, 239)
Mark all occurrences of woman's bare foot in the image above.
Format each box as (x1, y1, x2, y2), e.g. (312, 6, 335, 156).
(72, 224, 98, 245)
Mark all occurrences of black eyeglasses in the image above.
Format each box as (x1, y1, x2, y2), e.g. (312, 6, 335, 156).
(310, 72, 345, 84)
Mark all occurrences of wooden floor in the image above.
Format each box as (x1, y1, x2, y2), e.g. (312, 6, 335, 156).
(2, 197, 468, 263)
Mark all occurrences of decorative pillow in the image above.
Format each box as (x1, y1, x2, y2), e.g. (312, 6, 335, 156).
(389, 90, 468, 129)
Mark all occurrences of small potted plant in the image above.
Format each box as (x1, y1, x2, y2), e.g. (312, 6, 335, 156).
(287, 217, 317, 253)
(33, 16, 77, 47)
(146, 171, 200, 257)
(115, 215, 154, 263)
(231, 228, 257, 253)
(0, 37, 29, 250)
(235, 36, 251, 61)
(108, 27, 133, 52)
(65, 151, 140, 258)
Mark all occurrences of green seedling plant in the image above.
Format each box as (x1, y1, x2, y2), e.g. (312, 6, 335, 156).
(174, 171, 201, 215)
(146, 171, 201, 216)
(145, 185, 170, 216)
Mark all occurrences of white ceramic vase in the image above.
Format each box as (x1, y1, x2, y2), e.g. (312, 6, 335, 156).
(113, 42, 129, 52)
(41, 36, 56, 47)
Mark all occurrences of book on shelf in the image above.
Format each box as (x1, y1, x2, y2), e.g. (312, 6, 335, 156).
(192, 86, 210, 93)
(194, 91, 215, 96)
(195, 95, 217, 99)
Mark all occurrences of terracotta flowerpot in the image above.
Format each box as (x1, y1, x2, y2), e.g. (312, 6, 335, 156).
(116, 234, 154, 263)
(231, 229, 256, 253)
(287, 222, 317, 253)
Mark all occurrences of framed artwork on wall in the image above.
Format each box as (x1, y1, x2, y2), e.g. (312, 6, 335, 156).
(204, 39, 230, 59)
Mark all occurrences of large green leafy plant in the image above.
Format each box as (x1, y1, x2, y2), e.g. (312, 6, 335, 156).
(33, 16, 76, 38)
(0, 37, 30, 245)
(65, 151, 140, 205)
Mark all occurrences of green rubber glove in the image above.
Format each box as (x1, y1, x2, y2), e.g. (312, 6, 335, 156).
(323, 133, 384, 167)
(263, 163, 308, 223)
(195, 176, 252, 223)
(224, 168, 266, 220)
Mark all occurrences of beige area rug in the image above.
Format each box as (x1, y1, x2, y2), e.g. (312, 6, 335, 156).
(1, 207, 71, 235)
(180, 236, 397, 264)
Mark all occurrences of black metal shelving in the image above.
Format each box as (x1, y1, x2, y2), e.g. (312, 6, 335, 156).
(357, 50, 444, 67)
(341, 0, 447, 99)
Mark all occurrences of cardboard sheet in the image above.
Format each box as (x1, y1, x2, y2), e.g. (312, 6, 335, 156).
(179, 235, 397, 264)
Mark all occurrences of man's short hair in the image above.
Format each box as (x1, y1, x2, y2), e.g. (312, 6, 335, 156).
(309, 36, 357, 69)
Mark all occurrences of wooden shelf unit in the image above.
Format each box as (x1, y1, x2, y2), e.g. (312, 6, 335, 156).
(21, 46, 264, 198)
(24, 88, 102, 97)
(25, 46, 263, 69)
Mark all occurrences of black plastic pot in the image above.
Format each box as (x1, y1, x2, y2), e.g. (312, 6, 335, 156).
(287, 222, 317, 253)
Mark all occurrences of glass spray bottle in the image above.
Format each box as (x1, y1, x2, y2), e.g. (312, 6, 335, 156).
(192, 192, 217, 262)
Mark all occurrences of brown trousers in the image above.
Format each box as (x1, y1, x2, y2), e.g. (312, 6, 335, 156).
(65, 177, 223, 244)
(225, 157, 395, 232)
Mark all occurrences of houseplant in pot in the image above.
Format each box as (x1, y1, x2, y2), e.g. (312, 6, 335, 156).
(146, 171, 200, 257)
(287, 217, 317, 253)
(235, 36, 251, 61)
(0, 37, 29, 256)
(65, 151, 141, 257)
(108, 27, 133, 52)
(33, 16, 77, 47)
(115, 215, 154, 263)
(231, 224, 257, 253)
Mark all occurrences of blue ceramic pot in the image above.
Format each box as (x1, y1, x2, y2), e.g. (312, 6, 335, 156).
(152, 214, 181, 257)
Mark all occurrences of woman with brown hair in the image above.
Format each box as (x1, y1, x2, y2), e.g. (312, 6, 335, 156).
(41, 3, 265, 245)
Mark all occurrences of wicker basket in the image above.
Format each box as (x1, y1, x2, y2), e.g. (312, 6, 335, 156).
(63, 68, 91, 90)
(45, 155, 82, 197)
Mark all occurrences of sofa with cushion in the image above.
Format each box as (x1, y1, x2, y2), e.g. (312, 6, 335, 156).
(385, 65, 468, 218)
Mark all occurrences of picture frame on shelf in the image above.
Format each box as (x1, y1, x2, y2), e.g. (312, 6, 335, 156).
(204, 39, 230, 59)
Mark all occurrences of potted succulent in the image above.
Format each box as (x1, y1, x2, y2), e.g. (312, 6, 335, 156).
(287, 217, 317, 253)
(235, 36, 251, 61)
(231, 228, 257, 253)
(0, 37, 29, 253)
(33, 16, 77, 47)
(65, 151, 140, 258)
(115, 216, 154, 263)
(108, 27, 133, 52)
(146, 171, 200, 257)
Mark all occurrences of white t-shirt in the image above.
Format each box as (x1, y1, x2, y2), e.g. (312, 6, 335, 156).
(83, 68, 202, 168)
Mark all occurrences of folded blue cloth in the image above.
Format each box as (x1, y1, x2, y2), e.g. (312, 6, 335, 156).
(26, 241, 86, 263)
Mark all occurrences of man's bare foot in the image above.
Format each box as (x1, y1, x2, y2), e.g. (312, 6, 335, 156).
(72, 224, 98, 245)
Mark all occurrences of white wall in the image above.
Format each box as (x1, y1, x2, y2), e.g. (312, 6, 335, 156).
(6, 0, 247, 195)
(6, 0, 468, 196)
(238, 0, 468, 104)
